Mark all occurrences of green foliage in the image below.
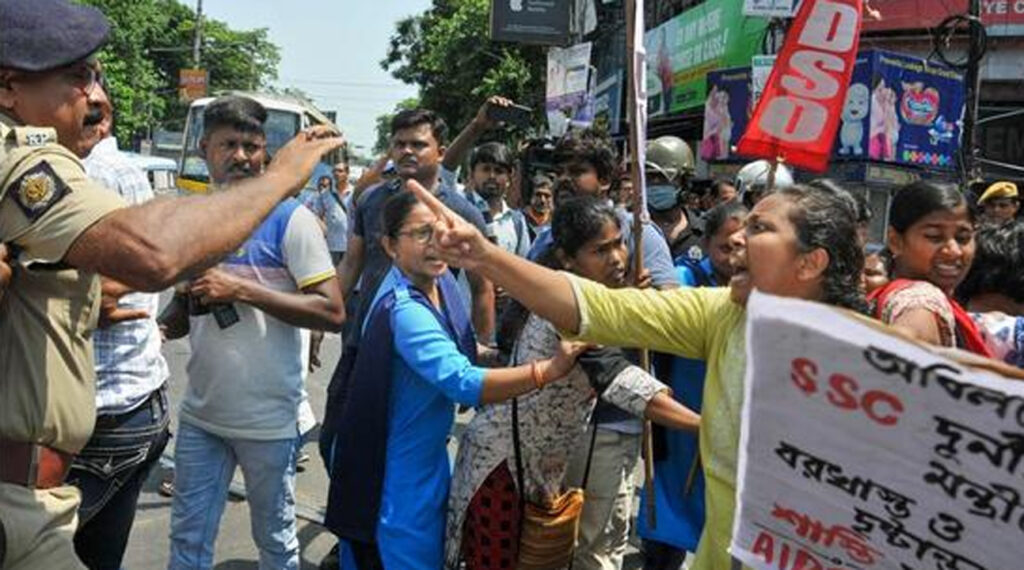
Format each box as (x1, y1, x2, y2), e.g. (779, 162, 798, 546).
(373, 97, 421, 155)
(381, 0, 547, 142)
(79, 0, 280, 143)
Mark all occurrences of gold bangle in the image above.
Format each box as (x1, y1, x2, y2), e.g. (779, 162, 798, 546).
(531, 361, 544, 390)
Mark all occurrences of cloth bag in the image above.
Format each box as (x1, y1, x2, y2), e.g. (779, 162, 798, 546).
(512, 397, 598, 569)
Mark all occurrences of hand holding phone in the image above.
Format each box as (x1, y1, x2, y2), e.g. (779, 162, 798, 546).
(486, 101, 532, 128)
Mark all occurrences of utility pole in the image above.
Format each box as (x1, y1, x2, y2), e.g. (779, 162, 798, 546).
(962, 0, 983, 185)
(192, 0, 204, 67)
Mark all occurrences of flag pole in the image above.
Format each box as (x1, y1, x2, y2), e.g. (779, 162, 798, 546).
(625, 0, 657, 530)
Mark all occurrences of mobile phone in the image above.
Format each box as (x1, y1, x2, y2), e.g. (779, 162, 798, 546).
(382, 160, 397, 176)
(486, 102, 532, 128)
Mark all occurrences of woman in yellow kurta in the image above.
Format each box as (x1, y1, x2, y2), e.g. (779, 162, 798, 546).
(409, 180, 868, 570)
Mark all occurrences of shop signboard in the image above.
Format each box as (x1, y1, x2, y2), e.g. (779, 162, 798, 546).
(490, 0, 571, 45)
(743, 0, 798, 18)
(861, 0, 1024, 36)
(645, 0, 767, 117)
(700, 66, 752, 162)
(178, 68, 208, 102)
(834, 50, 965, 170)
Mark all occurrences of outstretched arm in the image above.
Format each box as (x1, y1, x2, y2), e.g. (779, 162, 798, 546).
(65, 127, 344, 291)
(409, 179, 581, 332)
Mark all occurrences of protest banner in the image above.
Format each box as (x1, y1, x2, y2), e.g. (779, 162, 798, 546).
(735, 0, 863, 172)
(732, 291, 1024, 570)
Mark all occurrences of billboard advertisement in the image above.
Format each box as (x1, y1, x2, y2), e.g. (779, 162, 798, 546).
(700, 66, 752, 162)
(836, 50, 966, 170)
(645, 0, 767, 116)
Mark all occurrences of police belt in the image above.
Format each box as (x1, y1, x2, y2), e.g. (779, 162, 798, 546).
(0, 439, 74, 489)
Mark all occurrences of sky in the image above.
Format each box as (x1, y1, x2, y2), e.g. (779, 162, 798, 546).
(201, 0, 430, 155)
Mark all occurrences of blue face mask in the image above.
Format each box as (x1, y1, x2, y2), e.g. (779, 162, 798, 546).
(646, 184, 680, 212)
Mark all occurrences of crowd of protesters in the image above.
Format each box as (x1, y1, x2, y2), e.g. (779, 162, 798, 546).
(2, 3, 1024, 568)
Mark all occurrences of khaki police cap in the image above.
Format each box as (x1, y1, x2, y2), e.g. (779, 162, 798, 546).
(978, 181, 1018, 204)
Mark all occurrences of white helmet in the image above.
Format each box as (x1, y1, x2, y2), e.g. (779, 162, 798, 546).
(735, 160, 794, 207)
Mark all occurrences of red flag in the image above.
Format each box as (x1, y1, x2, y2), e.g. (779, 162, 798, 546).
(736, 0, 863, 172)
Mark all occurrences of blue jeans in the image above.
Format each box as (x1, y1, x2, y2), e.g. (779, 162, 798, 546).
(66, 387, 171, 570)
(168, 422, 299, 570)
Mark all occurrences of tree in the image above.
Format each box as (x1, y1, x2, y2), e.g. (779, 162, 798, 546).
(381, 0, 547, 142)
(81, 0, 280, 143)
(373, 97, 420, 155)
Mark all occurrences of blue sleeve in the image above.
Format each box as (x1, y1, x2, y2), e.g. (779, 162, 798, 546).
(528, 228, 553, 261)
(676, 265, 698, 287)
(391, 297, 485, 406)
(642, 223, 681, 288)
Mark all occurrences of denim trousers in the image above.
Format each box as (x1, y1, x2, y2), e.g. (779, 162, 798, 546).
(168, 421, 299, 570)
(66, 386, 170, 570)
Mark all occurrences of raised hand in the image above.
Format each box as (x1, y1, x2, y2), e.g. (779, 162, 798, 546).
(406, 179, 492, 270)
(267, 125, 345, 194)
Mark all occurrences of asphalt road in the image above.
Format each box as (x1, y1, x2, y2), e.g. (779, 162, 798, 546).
(122, 329, 652, 568)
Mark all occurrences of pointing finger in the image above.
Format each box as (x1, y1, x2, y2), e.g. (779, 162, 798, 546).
(405, 179, 455, 226)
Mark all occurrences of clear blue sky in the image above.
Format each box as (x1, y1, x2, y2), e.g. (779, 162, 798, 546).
(202, 0, 430, 155)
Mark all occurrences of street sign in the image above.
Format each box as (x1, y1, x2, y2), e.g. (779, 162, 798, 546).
(179, 69, 208, 102)
(490, 0, 571, 45)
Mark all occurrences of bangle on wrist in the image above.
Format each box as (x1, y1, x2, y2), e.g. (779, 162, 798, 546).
(531, 361, 544, 390)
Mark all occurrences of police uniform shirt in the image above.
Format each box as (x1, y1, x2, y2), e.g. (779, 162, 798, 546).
(0, 112, 126, 454)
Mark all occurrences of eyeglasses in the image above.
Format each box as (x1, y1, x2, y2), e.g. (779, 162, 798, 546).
(396, 224, 435, 244)
(59, 63, 103, 94)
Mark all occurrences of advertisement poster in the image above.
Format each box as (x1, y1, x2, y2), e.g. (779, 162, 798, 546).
(546, 42, 593, 136)
(592, 70, 624, 136)
(645, 0, 767, 116)
(856, 50, 965, 169)
(750, 55, 776, 108)
(700, 66, 751, 162)
(490, 0, 571, 45)
(743, 0, 798, 18)
(732, 292, 1024, 570)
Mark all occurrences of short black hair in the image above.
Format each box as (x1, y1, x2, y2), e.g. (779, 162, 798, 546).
(470, 142, 514, 171)
(202, 96, 267, 137)
(957, 218, 1024, 304)
(710, 179, 735, 199)
(703, 200, 747, 240)
(390, 108, 448, 146)
(889, 181, 966, 233)
(551, 196, 621, 259)
(552, 128, 618, 184)
(381, 189, 421, 239)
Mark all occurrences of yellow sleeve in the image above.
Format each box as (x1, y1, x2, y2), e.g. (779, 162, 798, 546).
(565, 272, 733, 360)
(0, 146, 125, 263)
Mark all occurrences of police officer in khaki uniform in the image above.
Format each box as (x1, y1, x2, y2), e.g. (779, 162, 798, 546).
(0, 2, 344, 568)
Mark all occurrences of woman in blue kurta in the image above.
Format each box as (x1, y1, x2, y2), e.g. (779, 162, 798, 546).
(323, 190, 582, 569)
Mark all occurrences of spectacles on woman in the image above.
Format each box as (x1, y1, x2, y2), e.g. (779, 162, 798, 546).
(397, 224, 435, 245)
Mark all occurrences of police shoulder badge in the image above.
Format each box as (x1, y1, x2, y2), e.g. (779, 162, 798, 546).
(8, 160, 69, 222)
